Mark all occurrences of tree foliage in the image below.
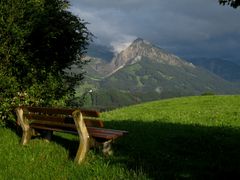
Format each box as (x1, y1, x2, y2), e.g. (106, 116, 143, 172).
(0, 0, 91, 123)
(219, 0, 240, 8)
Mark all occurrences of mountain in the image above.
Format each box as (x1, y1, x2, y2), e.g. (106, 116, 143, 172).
(186, 58, 240, 82)
(75, 38, 240, 109)
(110, 38, 192, 69)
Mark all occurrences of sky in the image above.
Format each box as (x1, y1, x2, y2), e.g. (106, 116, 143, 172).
(69, 0, 240, 62)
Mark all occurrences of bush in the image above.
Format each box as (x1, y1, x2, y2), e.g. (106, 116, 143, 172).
(0, 72, 70, 126)
(0, 72, 19, 125)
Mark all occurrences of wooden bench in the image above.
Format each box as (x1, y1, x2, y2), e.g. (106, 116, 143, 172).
(15, 106, 128, 164)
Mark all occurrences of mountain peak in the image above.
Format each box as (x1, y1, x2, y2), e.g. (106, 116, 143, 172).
(110, 37, 195, 71)
(131, 37, 151, 46)
(133, 37, 144, 43)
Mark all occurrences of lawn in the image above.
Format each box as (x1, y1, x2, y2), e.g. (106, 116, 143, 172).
(1, 95, 240, 179)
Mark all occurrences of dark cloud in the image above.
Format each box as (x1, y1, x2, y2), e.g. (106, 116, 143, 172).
(69, 0, 240, 61)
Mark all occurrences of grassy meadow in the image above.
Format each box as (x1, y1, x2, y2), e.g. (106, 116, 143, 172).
(1, 95, 240, 179)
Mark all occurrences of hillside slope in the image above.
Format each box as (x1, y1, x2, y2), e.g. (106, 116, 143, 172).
(76, 38, 240, 109)
(103, 95, 240, 178)
(1, 95, 240, 179)
(103, 95, 240, 127)
(187, 58, 240, 82)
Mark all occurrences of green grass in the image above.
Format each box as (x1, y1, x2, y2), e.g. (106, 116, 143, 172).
(0, 127, 144, 179)
(1, 95, 240, 179)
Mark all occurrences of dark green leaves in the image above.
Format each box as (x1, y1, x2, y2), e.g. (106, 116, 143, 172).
(0, 0, 92, 123)
(219, 0, 240, 8)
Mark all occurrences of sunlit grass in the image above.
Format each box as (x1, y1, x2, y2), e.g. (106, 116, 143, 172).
(0, 128, 147, 179)
(103, 95, 240, 127)
(1, 95, 240, 179)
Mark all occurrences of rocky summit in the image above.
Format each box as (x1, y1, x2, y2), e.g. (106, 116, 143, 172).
(111, 38, 193, 69)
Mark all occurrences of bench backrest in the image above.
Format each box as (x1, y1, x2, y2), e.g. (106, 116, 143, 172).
(19, 106, 103, 133)
(24, 106, 100, 117)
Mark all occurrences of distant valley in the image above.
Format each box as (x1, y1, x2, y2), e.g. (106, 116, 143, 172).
(72, 38, 240, 109)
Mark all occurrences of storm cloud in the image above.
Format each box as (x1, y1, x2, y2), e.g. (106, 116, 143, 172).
(69, 0, 240, 61)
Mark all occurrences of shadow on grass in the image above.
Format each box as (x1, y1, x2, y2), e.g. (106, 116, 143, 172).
(6, 119, 240, 179)
(5, 120, 80, 160)
(51, 134, 79, 160)
(105, 120, 240, 180)
(5, 120, 22, 137)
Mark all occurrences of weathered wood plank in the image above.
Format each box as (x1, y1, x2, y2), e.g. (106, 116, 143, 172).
(31, 121, 76, 130)
(30, 124, 78, 134)
(22, 106, 100, 117)
(23, 106, 75, 115)
(84, 118, 104, 127)
(26, 114, 74, 123)
(88, 127, 128, 135)
(88, 132, 119, 139)
(26, 114, 104, 129)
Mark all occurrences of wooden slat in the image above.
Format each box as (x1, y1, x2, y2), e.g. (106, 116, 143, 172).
(88, 129, 124, 136)
(26, 114, 74, 124)
(31, 123, 76, 133)
(31, 121, 76, 129)
(26, 114, 103, 128)
(84, 118, 104, 127)
(23, 106, 75, 115)
(30, 123, 127, 140)
(88, 127, 128, 135)
(30, 124, 78, 134)
(89, 132, 119, 139)
(80, 110, 100, 118)
(30, 125, 116, 140)
(22, 106, 100, 117)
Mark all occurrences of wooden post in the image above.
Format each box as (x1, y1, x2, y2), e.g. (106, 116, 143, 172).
(72, 110, 90, 164)
(102, 139, 113, 156)
(15, 107, 32, 145)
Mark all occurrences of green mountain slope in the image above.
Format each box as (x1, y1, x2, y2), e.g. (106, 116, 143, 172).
(101, 57, 237, 94)
(75, 38, 240, 109)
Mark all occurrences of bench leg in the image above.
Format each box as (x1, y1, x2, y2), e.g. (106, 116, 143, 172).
(75, 137, 89, 164)
(90, 139, 113, 156)
(73, 110, 90, 164)
(21, 129, 33, 145)
(16, 107, 32, 145)
(102, 140, 113, 156)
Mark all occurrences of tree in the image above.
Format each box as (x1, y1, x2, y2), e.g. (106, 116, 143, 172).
(219, 0, 240, 8)
(0, 0, 91, 123)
